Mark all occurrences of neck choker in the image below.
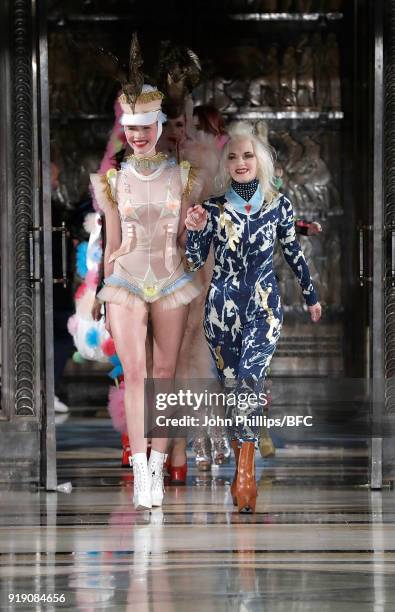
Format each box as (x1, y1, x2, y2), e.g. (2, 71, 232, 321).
(126, 152, 168, 171)
(231, 178, 259, 202)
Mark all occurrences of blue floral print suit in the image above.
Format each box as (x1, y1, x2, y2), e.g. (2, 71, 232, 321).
(185, 186, 318, 441)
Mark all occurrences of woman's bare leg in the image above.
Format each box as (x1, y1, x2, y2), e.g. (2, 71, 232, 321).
(170, 438, 188, 467)
(109, 302, 148, 455)
(150, 302, 189, 453)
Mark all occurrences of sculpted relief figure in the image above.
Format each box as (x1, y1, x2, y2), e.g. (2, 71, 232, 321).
(278, 132, 341, 216)
(249, 46, 280, 109)
(324, 33, 342, 111)
(297, 46, 315, 109)
(49, 33, 79, 113)
(279, 46, 298, 108)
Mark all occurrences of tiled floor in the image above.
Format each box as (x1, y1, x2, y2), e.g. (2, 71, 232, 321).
(0, 417, 394, 611)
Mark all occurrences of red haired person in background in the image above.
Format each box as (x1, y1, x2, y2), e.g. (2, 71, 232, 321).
(193, 104, 229, 152)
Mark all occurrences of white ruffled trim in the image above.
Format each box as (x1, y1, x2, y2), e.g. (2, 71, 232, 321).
(97, 285, 148, 312)
(157, 277, 201, 311)
(97, 277, 202, 312)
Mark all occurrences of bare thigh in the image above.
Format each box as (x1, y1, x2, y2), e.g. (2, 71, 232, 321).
(150, 302, 189, 377)
(109, 302, 148, 378)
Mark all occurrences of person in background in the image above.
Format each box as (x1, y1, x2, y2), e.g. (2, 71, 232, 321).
(193, 104, 229, 151)
(159, 102, 232, 475)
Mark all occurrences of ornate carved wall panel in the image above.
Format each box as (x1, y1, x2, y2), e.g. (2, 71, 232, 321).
(13, 0, 36, 416)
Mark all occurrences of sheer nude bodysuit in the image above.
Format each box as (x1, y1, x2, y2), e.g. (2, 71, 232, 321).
(91, 158, 200, 310)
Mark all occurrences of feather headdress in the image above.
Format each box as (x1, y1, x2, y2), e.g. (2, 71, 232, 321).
(86, 34, 201, 126)
(94, 32, 146, 111)
(157, 41, 201, 114)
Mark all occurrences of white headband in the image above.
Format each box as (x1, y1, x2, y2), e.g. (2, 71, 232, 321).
(120, 109, 167, 127)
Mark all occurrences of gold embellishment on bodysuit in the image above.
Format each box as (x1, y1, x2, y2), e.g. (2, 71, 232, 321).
(218, 202, 240, 252)
(143, 284, 158, 299)
(182, 165, 198, 199)
(126, 152, 167, 170)
(215, 345, 225, 371)
(99, 171, 117, 208)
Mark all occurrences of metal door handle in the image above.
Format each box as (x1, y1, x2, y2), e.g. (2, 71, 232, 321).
(52, 222, 69, 287)
(29, 226, 43, 284)
(359, 227, 364, 286)
(359, 225, 372, 286)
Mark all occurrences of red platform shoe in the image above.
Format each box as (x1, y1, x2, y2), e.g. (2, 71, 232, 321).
(121, 433, 131, 468)
(164, 447, 188, 484)
(168, 460, 188, 485)
(121, 435, 152, 468)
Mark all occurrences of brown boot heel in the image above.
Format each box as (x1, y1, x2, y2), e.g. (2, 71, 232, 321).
(230, 440, 240, 506)
(235, 441, 257, 514)
(237, 490, 257, 513)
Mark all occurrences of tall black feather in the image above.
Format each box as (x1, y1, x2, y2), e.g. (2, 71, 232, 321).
(95, 47, 128, 87)
(123, 32, 145, 109)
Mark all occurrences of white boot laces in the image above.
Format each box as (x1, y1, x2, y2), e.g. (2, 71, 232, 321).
(151, 458, 164, 492)
(133, 460, 150, 493)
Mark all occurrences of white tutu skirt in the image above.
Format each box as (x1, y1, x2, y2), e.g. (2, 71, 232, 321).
(97, 276, 202, 312)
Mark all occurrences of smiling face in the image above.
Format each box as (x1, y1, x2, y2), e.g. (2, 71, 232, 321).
(124, 123, 158, 156)
(227, 138, 257, 183)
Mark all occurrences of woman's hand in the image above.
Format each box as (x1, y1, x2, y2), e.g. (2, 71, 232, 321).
(307, 221, 322, 236)
(185, 205, 207, 231)
(308, 302, 322, 322)
(105, 304, 111, 335)
(92, 297, 111, 335)
(91, 298, 102, 321)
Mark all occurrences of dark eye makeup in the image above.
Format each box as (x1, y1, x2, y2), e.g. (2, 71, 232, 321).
(126, 126, 152, 131)
(228, 151, 254, 160)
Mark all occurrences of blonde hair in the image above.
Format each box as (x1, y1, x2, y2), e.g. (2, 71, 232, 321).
(216, 121, 276, 201)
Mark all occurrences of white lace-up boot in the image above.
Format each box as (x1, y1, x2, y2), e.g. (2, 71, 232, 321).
(148, 450, 166, 507)
(131, 453, 152, 510)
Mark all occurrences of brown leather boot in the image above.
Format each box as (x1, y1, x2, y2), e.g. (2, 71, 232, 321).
(235, 441, 257, 513)
(230, 440, 240, 506)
